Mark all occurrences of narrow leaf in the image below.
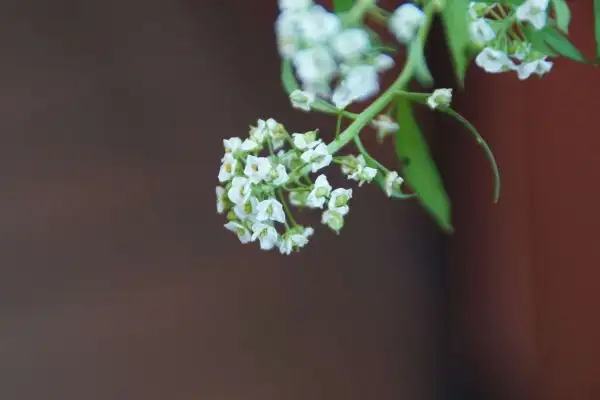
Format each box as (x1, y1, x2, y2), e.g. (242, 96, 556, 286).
(395, 99, 452, 232)
(544, 28, 587, 62)
(441, 0, 470, 85)
(551, 0, 571, 33)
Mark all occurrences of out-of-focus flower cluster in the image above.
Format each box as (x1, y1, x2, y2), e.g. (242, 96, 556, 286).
(275, 0, 397, 110)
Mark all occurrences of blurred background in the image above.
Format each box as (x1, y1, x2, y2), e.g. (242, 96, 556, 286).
(0, 0, 599, 399)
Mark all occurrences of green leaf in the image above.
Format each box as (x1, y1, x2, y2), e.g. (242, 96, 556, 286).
(523, 26, 560, 57)
(551, 0, 571, 33)
(441, 0, 470, 85)
(395, 99, 452, 232)
(333, 0, 353, 13)
(439, 107, 501, 203)
(523, 26, 587, 62)
(281, 60, 299, 96)
(544, 27, 587, 62)
(595, 0, 600, 58)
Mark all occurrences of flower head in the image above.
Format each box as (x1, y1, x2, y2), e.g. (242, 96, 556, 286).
(244, 155, 272, 183)
(427, 88, 453, 109)
(279, 226, 313, 255)
(218, 154, 238, 183)
(330, 28, 371, 61)
(293, 131, 321, 150)
(371, 115, 399, 143)
(469, 18, 496, 46)
(321, 209, 344, 233)
(475, 47, 515, 73)
(332, 65, 379, 109)
(225, 221, 252, 244)
(328, 188, 352, 216)
(384, 171, 404, 197)
(251, 223, 279, 250)
(388, 4, 426, 44)
(290, 89, 316, 111)
(306, 174, 332, 208)
(300, 142, 332, 173)
(228, 177, 252, 205)
(516, 0, 550, 30)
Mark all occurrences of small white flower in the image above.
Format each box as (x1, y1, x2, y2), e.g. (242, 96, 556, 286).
(251, 222, 279, 250)
(373, 54, 395, 72)
(270, 164, 290, 186)
(384, 171, 404, 197)
(332, 65, 379, 109)
(306, 174, 332, 208)
(328, 188, 352, 216)
(330, 28, 371, 61)
(475, 47, 515, 73)
(223, 137, 243, 157)
(244, 155, 272, 183)
(388, 4, 425, 44)
(469, 18, 496, 46)
(346, 155, 377, 186)
(278, 0, 312, 12)
(225, 221, 252, 244)
(216, 186, 227, 214)
(218, 154, 238, 183)
(321, 209, 344, 233)
(300, 142, 332, 173)
(427, 88, 453, 110)
(535, 57, 553, 76)
(517, 57, 553, 80)
(293, 46, 337, 86)
(298, 5, 341, 44)
(290, 89, 316, 111)
(292, 131, 321, 150)
(371, 114, 399, 142)
(250, 119, 270, 143)
(233, 196, 259, 221)
(279, 226, 313, 255)
(516, 0, 550, 30)
(240, 138, 261, 152)
(256, 199, 286, 224)
(265, 118, 287, 151)
(227, 176, 253, 205)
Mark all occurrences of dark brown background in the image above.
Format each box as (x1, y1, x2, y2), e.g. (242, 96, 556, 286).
(2, 0, 600, 399)
(0, 1, 441, 399)
(438, 1, 600, 399)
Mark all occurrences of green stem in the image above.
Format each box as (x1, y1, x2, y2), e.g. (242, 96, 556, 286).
(277, 189, 297, 228)
(353, 135, 388, 172)
(328, 2, 436, 155)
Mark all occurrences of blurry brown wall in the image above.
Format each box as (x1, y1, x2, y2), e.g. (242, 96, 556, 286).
(0, 1, 441, 399)
(439, 1, 600, 399)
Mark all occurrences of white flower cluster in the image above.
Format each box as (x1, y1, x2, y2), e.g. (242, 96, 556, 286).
(217, 118, 365, 254)
(469, 1, 553, 80)
(275, 0, 395, 110)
